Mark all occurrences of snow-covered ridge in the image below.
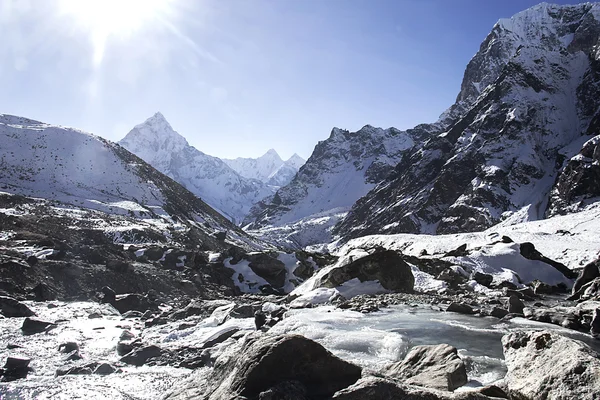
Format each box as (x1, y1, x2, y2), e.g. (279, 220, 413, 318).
(223, 149, 305, 187)
(119, 113, 276, 223)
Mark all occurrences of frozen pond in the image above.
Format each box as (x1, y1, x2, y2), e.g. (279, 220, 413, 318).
(1, 301, 599, 398)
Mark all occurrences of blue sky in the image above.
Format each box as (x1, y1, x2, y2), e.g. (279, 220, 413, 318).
(0, 0, 587, 159)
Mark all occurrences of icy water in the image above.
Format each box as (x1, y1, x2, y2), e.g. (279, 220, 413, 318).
(1, 301, 599, 399)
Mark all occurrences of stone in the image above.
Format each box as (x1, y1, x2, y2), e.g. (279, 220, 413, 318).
(445, 244, 469, 257)
(573, 259, 600, 295)
(1, 356, 31, 382)
(519, 242, 577, 279)
(32, 283, 57, 301)
(58, 342, 79, 353)
(502, 330, 600, 399)
(332, 376, 490, 399)
(446, 302, 474, 315)
(106, 259, 131, 273)
(113, 293, 158, 314)
(490, 307, 509, 319)
(21, 317, 56, 335)
(166, 334, 362, 400)
(0, 296, 35, 317)
(471, 272, 493, 287)
(94, 362, 118, 375)
(100, 286, 116, 305)
(246, 253, 287, 289)
(591, 308, 600, 339)
(120, 345, 166, 366)
(508, 295, 524, 315)
(318, 250, 414, 293)
(523, 307, 585, 332)
(383, 344, 468, 391)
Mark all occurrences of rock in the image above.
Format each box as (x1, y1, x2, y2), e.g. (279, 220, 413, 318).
(120, 345, 166, 366)
(32, 283, 57, 301)
(490, 307, 509, 319)
(477, 385, 509, 398)
(573, 259, 600, 295)
(445, 244, 469, 257)
(246, 253, 287, 289)
(318, 250, 414, 293)
(94, 362, 118, 375)
(332, 376, 489, 399)
(446, 302, 474, 315)
(166, 334, 362, 400)
(214, 231, 227, 242)
(121, 310, 143, 319)
(113, 293, 158, 314)
(1, 356, 31, 382)
(58, 342, 79, 353)
(508, 295, 524, 315)
(0, 296, 35, 317)
(502, 330, 600, 399)
(383, 344, 468, 391)
(591, 308, 600, 339)
(26, 255, 38, 266)
(63, 350, 82, 361)
(531, 280, 554, 295)
(56, 363, 99, 376)
(580, 278, 600, 302)
(100, 286, 116, 305)
(88, 312, 102, 319)
(437, 268, 468, 288)
(255, 310, 267, 330)
(471, 272, 493, 287)
(21, 317, 56, 335)
(519, 242, 577, 279)
(523, 307, 585, 332)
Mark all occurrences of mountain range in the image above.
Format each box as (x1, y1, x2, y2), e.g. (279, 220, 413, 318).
(119, 113, 304, 224)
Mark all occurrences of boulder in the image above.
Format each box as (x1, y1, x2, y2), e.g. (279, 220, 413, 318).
(166, 334, 361, 400)
(247, 253, 287, 289)
(32, 283, 57, 301)
(58, 342, 79, 354)
(113, 293, 158, 314)
(508, 295, 524, 315)
(580, 278, 600, 302)
(318, 250, 414, 292)
(1, 356, 31, 382)
(383, 344, 468, 391)
(572, 259, 600, 295)
(490, 307, 509, 319)
(257, 380, 308, 400)
(437, 269, 468, 288)
(471, 272, 493, 287)
(519, 242, 577, 279)
(523, 307, 586, 332)
(332, 376, 490, 399)
(0, 296, 35, 317)
(21, 317, 56, 335)
(120, 345, 167, 366)
(446, 302, 474, 315)
(445, 244, 469, 257)
(591, 308, 600, 339)
(105, 259, 131, 273)
(100, 286, 116, 305)
(502, 331, 600, 399)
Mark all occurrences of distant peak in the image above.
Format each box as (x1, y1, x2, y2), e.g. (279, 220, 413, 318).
(260, 148, 282, 161)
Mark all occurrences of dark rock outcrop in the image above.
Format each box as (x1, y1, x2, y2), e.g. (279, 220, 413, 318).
(21, 317, 56, 335)
(317, 250, 414, 292)
(0, 296, 35, 317)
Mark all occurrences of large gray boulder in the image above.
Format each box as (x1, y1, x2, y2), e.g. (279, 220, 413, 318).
(502, 330, 600, 399)
(318, 250, 414, 292)
(383, 344, 468, 391)
(166, 334, 361, 400)
(0, 296, 35, 318)
(572, 259, 600, 296)
(332, 376, 493, 399)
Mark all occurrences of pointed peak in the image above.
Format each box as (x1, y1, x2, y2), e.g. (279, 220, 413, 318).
(287, 153, 305, 162)
(260, 148, 282, 161)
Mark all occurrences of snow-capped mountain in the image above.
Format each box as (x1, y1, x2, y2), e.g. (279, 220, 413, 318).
(119, 113, 275, 223)
(223, 149, 305, 187)
(335, 2, 600, 241)
(243, 124, 438, 246)
(0, 113, 254, 249)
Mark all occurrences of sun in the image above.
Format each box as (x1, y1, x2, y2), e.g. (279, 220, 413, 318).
(58, 0, 173, 65)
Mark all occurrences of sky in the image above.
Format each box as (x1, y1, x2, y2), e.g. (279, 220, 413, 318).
(0, 0, 589, 160)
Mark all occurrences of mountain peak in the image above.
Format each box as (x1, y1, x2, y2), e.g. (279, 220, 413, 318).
(285, 153, 305, 169)
(262, 148, 282, 160)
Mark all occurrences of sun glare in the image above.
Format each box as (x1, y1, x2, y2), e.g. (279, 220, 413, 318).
(59, 0, 172, 65)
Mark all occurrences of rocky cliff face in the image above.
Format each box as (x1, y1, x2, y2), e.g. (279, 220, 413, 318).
(335, 3, 600, 241)
(119, 113, 274, 223)
(243, 124, 436, 231)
